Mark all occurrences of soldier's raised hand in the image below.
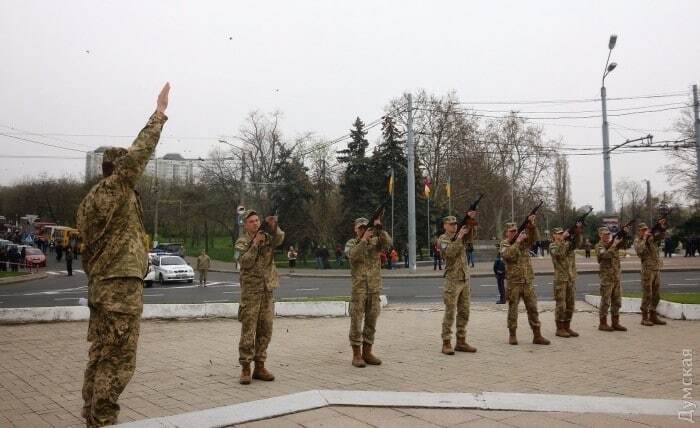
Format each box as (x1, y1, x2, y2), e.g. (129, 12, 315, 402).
(516, 231, 527, 243)
(156, 82, 170, 114)
(467, 210, 476, 219)
(252, 230, 266, 247)
(563, 230, 570, 239)
(361, 228, 373, 242)
(457, 225, 468, 239)
(266, 215, 278, 232)
(528, 214, 536, 224)
(613, 236, 622, 247)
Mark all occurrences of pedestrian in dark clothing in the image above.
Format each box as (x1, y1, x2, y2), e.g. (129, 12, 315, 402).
(8, 247, 20, 272)
(56, 245, 63, 262)
(321, 246, 331, 269)
(433, 239, 442, 270)
(584, 238, 592, 258)
(0, 247, 7, 271)
(467, 242, 475, 268)
(403, 247, 409, 268)
(663, 237, 674, 258)
(66, 248, 73, 276)
(493, 253, 506, 304)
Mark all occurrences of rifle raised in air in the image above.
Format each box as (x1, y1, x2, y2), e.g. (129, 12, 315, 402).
(565, 206, 593, 241)
(507, 200, 544, 245)
(605, 218, 635, 249)
(451, 193, 484, 242)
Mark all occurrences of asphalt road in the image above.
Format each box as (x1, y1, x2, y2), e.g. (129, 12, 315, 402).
(1, 258, 699, 308)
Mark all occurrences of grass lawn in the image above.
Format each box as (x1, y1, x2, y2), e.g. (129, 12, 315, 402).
(0, 271, 29, 279)
(619, 292, 700, 305)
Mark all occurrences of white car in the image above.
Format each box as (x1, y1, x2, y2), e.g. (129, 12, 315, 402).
(147, 254, 194, 286)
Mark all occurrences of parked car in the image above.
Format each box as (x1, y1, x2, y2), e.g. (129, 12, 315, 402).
(24, 247, 46, 268)
(153, 243, 185, 257)
(151, 254, 194, 285)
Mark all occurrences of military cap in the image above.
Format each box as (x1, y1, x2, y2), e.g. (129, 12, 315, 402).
(598, 226, 611, 235)
(552, 227, 564, 234)
(102, 147, 128, 163)
(243, 209, 258, 220)
(354, 217, 369, 227)
(505, 222, 517, 231)
(638, 222, 649, 230)
(443, 215, 458, 224)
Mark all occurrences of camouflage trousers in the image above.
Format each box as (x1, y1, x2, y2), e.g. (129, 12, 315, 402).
(349, 291, 381, 346)
(553, 279, 575, 322)
(599, 277, 622, 316)
(198, 269, 208, 284)
(442, 279, 470, 340)
(640, 267, 661, 312)
(238, 290, 274, 364)
(82, 304, 141, 427)
(507, 281, 541, 330)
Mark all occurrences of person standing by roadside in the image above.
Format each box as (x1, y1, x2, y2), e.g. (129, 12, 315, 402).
(287, 246, 297, 273)
(635, 221, 668, 326)
(196, 250, 211, 287)
(390, 248, 398, 270)
(65, 247, 74, 276)
(493, 253, 506, 304)
(433, 237, 442, 270)
(595, 226, 628, 332)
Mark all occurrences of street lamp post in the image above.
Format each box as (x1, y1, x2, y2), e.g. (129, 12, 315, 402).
(601, 34, 617, 215)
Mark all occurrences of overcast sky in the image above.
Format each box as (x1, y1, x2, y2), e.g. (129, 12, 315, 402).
(1, 0, 698, 209)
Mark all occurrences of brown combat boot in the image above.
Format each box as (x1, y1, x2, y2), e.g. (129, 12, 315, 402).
(532, 326, 551, 345)
(598, 315, 614, 331)
(641, 311, 654, 326)
(362, 343, 382, 365)
(555, 321, 570, 338)
(252, 361, 275, 381)
(611, 315, 627, 331)
(239, 362, 251, 385)
(650, 311, 667, 325)
(455, 337, 477, 352)
(442, 339, 455, 355)
(508, 328, 518, 345)
(564, 321, 579, 337)
(351, 345, 366, 367)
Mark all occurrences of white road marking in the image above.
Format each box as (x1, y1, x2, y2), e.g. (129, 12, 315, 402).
(669, 283, 698, 286)
(621, 279, 640, 283)
(296, 288, 319, 291)
(479, 284, 497, 287)
(222, 291, 239, 294)
(144, 294, 164, 297)
(685, 278, 700, 281)
(414, 295, 441, 298)
(54, 297, 78, 301)
(47, 271, 61, 275)
(587, 283, 600, 287)
(204, 300, 230, 303)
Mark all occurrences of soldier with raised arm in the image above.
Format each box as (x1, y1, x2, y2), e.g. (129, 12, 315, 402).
(438, 213, 477, 355)
(345, 217, 392, 367)
(500, 217, 550, 346)
(78, 83, 170, 427)
(234, 210, 285, 385)
(595, 226, 628, 332)
(549, 227, 577, 338)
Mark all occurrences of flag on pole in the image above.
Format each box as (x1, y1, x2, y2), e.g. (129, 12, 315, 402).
(445, 177, 451, 199)
(387, 171, 394, 195)
(424, 177, 431, 198)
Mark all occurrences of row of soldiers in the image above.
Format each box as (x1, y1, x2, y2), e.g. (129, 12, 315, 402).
(74, 84, 669, 426)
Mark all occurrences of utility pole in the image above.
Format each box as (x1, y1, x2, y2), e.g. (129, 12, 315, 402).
(407, 93, 417, 273)
(693, 84, 700, 202)
(600, 34, 618, 215)
(390, 167, 395, 240)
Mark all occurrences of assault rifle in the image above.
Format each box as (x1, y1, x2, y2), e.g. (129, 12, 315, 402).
(565, 206, 593, 241)
(451, 193, 484, 242)
(605, 218, 635, 249)
(360, 200, 388, 231)
(507, 200, 544, 245)
(650, 211, 671, 237)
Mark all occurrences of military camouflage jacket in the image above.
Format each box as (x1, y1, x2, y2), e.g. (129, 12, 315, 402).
(439, 228, 474, 282)
(77, 111, 167, 286)
(634, 228, 666, 271)
(567, 232, 583, 280)
(500, 224, 538, 285)
(235, 227, 285, 293)
(196, 254, 211, 270)
(549, 240, 574, 282)
(345, 230, 392, 293)
(595, 239, 628, 279)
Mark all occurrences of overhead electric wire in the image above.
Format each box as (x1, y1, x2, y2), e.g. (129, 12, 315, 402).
(0, 132, 88, 153)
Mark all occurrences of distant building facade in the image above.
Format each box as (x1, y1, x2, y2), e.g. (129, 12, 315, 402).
(85, 147, 195, 184)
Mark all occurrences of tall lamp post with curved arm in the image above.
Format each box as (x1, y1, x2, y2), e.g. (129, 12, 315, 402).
(601, 34, 618, 215)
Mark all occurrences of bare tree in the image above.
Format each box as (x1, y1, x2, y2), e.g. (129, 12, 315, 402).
(551, 152, 573, 225)
(660, 107, 697, 201)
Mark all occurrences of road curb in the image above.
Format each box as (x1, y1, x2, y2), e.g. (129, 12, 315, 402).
(115, 390, 681, 427)
(0, 297, 388, 324)
(0, 272, 48, 286)
(584, 294, 700, 320)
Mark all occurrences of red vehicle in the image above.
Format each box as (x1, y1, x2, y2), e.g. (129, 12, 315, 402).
(24, 248, 46, 268)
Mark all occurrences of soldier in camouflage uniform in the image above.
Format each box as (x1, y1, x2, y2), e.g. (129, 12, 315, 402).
(345, 217, 392, 367)
(500, 217, 550, 346)
(234, 210, 285, 385)
(438, 214, 477, 355)
(634, 221, 668, 326)
(595, 226, 628, 332)
(77, 83, 170, 427)
(549, 227, 577, 338)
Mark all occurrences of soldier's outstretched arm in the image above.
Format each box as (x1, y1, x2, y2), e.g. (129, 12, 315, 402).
(115, 83, 170, 188)
(345, 239, 365, 264)
(271, 226, 285, 247)
(377, 231, 392, 250)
